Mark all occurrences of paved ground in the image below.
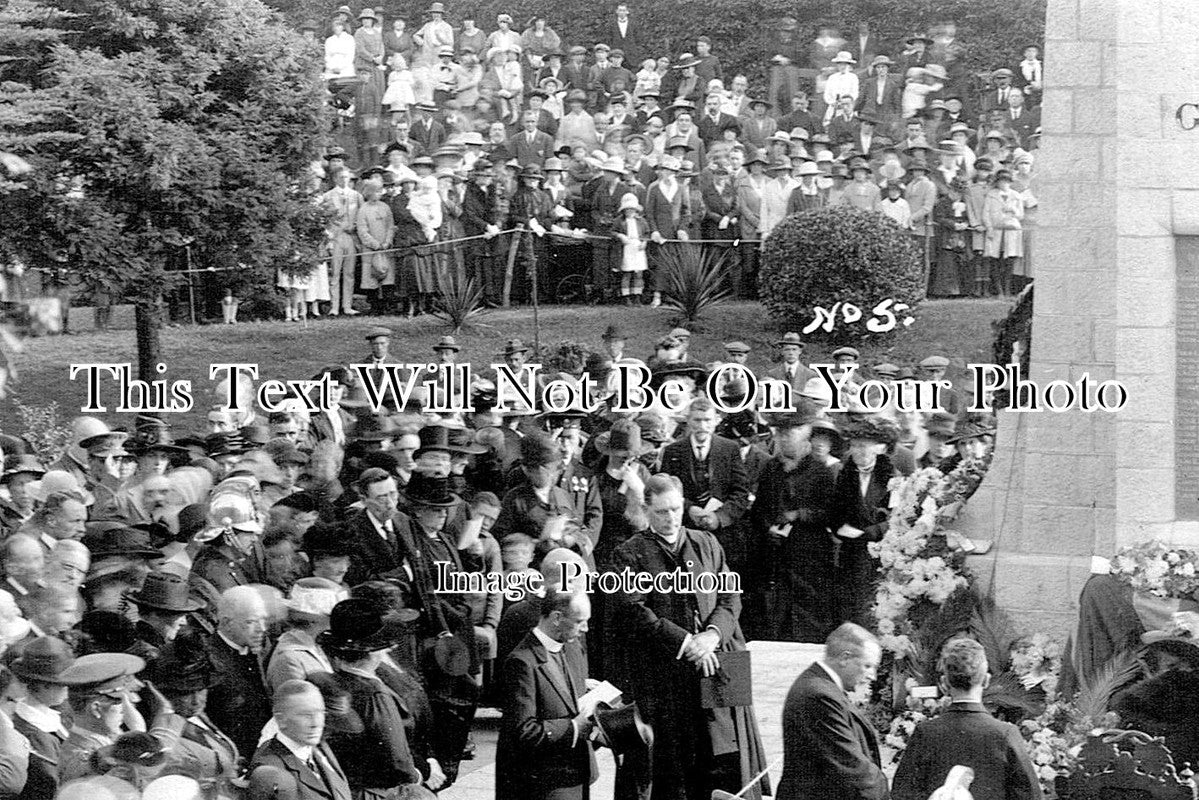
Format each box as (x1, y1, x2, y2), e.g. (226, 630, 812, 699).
(441, 641, 823, 800)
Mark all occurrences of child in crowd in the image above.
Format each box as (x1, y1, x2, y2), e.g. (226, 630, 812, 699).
(614, 193, 648, 304)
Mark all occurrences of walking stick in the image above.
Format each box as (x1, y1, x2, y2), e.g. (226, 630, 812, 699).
(710, 755, 784, 800)
(502, 227, 522, 308)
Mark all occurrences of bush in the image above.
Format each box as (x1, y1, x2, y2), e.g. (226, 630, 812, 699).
(759, 207, 924, 345)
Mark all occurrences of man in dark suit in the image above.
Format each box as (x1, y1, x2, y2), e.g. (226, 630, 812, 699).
(604, 3, 642, 67)
(696, 93, 741, 147)
(509, 110, 556, 167)
(764, 332, 818, 396)
(1003, 92, 1040, 150)
(612, 473, 769, 800)
(206, 585, 274, 761)
(248, 680, 353, 800)
(343, 467, 414, 587)
(776, 623, 888, 800)
(659, 397, 751, 577)
(855, 56, 903, 131)
(892, 638, 1041, 800)
(410, 103, 447, 153)
(496, 590, 598, 800)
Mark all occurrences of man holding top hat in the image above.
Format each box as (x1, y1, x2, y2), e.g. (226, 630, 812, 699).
(496, 589, 598, 800)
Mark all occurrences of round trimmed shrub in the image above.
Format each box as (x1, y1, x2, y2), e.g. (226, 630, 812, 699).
(760, 207, 925, 345)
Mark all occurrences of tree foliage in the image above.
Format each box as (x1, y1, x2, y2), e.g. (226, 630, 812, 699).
(0, 0, 330, 373)
(759, 207, 924, 344)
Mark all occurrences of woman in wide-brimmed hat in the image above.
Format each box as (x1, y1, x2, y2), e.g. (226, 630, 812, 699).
(319, 598, 426, 795)
(145, 629, 240, 790)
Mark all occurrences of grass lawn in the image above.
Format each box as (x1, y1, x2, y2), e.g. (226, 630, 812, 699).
(1, 298, 1014, 434)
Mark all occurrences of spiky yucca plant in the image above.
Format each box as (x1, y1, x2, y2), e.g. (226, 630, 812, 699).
(658, 244, 734, 326)
(431, 271, 490, 334)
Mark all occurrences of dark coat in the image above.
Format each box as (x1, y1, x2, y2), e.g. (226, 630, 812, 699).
(603, 18, 644, 66)
(659, 435, 750, 530)
(496, 631, 596, 800)
(832, 455, 895, 627)
(612, 528, 769, 800)
(696, 112, 742, 146)
(643, 180, 692, 239)
(206, 633, 273, 764)
(12, 715, 64, 800)
(248, 737, 352, 800)
(749, 454, 838, 641)
(328, 670, 422, 791)
(461, 182, 498, 236)
(855, 75, 903, 121)
(776, 663, 889, 800)
(892, 703, 1042, 800)
(343, 507, 416, 588)
(508, 129, 557, 166)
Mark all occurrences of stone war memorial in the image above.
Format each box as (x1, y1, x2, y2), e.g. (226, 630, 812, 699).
(959, 0, 1199, 636)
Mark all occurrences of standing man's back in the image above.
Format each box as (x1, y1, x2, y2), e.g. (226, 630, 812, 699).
(777, 622, 889, 800)
(891, 638, 1042, 800)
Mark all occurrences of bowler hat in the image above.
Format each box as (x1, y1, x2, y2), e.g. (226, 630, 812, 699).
(318, 598, 406, 653)
(127, 571, 203, 613)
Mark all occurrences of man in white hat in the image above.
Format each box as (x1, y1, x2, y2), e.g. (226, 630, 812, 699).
(50, 417, 109, 489)
(786, 161, 827, 213)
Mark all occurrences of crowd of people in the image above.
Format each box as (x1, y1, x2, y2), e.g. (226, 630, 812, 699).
(0, 320, 1001, 799)
(282, 5, 1042, 321)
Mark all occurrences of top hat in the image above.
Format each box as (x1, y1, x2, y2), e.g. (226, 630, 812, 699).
(595, 701, 653, 758)
(594, 419, 652, 458)
(405, 473, 458, 507)
(414, 425, 453, 458)
(318, 598, 407, 653)
(127, 571, 203, 614)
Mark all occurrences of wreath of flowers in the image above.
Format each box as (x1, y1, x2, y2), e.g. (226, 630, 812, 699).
(1109, 540, 1199, 599)
(869, 454, 992, 655)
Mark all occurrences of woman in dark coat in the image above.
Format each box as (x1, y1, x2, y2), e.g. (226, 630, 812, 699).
(929, 176, 969, 297)
(506, 165, 555, 305)
(389, 173, 424, 316)
(831, 415, 900, 629)
(749, 417, 839, 642)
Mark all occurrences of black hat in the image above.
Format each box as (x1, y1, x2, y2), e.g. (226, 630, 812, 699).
(649, 360, 709, 389)
(354, 414, 397, 443)
(147, 631, 223, 694)
(205, 432, 248, 458)
(318, 598, 406, 653)
(842, 414, 900, 445)
(595, 701, 653, 761)
(594, 419, 652, 458)
(10, 636, 84, 684)
(304, 522, 355, 559)
(127, 571, 203, 613)
(404, 473, 457, 507)
(82, 522, 162, 560)
(447, 428, 487, 455)
(414, 425, 453, 458)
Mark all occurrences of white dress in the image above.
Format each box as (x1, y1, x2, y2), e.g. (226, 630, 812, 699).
(381, 69, 416, 111)
(621, 217, 647, 273)
(324, 32, 356, 80)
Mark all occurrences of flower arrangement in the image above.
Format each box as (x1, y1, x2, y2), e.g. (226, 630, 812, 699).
(1020, 699, 1120, 792)
(1110, 540, 1199, 600)
(1011, 633, 1063, 695)
(870, 455, 992, 655)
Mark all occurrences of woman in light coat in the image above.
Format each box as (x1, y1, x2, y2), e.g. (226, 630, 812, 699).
(982, 169, 1025, 296)
(356, 180, 396, 313)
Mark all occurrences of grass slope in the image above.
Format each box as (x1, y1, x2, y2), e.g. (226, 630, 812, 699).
(3, 299, 1013, 433)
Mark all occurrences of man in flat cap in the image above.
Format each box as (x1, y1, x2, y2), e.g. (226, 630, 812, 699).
(919, 356, 962, 416)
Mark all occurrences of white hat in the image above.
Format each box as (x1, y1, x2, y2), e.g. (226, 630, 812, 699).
(831, 51, 856, 64)
(287, 577, 348, 618)
(30, 469, 95, 506)
(658, 155, 682, 171)
(796, 161, 820, 176)
(618, 193, 642, 212)
(798, 376, 834, 406)
(815, 149, 834, 162)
